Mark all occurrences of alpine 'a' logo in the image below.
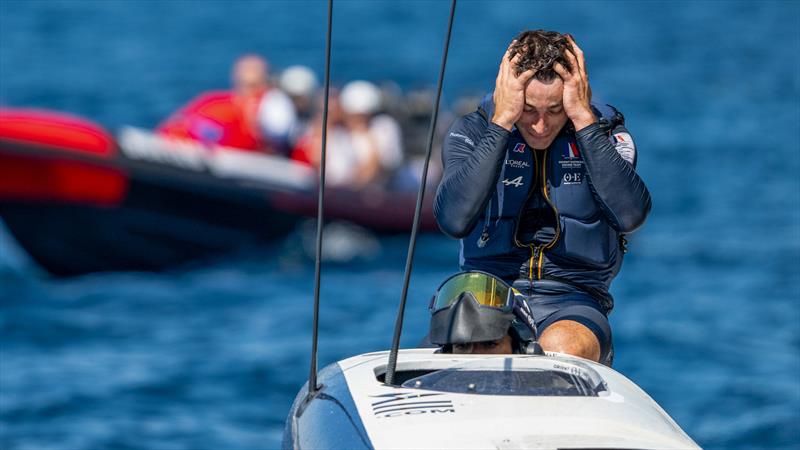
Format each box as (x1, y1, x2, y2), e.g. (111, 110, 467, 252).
(370, 392, 455, 418)
(502, 176, 524, 187)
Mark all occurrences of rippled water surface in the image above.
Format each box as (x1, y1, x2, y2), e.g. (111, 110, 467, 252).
(1, 1, 799, 449)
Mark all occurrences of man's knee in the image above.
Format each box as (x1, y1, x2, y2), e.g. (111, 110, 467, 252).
(538, 320, 601, 362)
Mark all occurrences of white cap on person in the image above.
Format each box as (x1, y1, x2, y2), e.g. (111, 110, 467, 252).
(280, 65, 318, 98)
(340, 80, 381, 115)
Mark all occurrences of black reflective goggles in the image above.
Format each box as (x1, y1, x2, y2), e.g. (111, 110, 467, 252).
(429, 271, 538, 337)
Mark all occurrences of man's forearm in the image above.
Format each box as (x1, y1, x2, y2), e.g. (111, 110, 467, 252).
(434, 119, 510, 238)
(576, 123, 651, 232)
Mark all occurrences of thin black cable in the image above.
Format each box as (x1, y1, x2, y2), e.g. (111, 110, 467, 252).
(385, 0, 456, 387)
(306, 0, 333, 400)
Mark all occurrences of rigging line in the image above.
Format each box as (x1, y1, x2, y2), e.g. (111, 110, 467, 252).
(307, 0, 333, 400)
(384, 0, 457, 387)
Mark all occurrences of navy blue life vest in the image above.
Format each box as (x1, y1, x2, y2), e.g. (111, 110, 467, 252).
(460, 96, 625, 310)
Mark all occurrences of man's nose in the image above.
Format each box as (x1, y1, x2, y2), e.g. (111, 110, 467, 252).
(530, 116, 546, 133)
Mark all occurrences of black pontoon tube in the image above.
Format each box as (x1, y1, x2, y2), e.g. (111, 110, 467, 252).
(385, 0, 457, 386)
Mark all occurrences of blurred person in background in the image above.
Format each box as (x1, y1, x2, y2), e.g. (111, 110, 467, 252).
(339, 80, 404, 187)
(280, 65, 319, 146)
(434, 30, 651, 366)
(291, 91, 366, 187)
(158, 54, 297, 155)
(292, 80, 404, 189)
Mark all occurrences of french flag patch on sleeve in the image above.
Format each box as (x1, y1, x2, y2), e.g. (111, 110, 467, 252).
(613, 132, 636, 164)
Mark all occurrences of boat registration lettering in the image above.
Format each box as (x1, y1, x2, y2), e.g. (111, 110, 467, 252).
(553, 363, 584, 377)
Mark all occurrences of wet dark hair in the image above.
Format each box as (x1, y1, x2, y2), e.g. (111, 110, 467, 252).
(508, 30, 572, 81)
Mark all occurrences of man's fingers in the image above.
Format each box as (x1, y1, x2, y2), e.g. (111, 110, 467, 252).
(565, 34, 587, 76)
(518, 68, 536, 83)
(500, 48, 510, 68)
(564, 49, 582, 79)
(497, 48, 512, 80)
(502, 40, 517, 63)
(566, 34, 583, 57)
(564, 49, 578, 70)
(499, 42, 515, 68)
(508, 52, 524, 75)
(553, 62, 570, 80)
(506, 39, 517, 57)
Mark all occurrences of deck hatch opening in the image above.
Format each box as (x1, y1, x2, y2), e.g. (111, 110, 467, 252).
(401, 368, 607, 397)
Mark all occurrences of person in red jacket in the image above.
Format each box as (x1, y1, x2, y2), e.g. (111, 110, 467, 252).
(158, 55, 296, 154)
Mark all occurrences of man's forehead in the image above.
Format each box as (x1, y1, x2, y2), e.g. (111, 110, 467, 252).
(524, 96, 563, 108)
(526, 100, 564, 107)
(524, 78, 564, 105)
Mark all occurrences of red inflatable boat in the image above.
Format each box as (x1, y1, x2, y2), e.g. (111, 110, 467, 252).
(0, 108, 438, 275)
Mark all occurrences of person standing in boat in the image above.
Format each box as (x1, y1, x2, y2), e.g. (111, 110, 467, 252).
(434, 30, 651, 365)
(158, 54, 297, 155)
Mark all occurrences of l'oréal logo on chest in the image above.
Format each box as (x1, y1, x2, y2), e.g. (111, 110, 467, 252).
(505, 159, 530, 169)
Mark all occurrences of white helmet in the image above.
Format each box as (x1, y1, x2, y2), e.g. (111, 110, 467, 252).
(340, 80, 381, 115)
(280, 65, 318, 98)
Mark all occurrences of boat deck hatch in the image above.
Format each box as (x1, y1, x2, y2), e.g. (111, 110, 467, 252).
(400, 369, 606, 396)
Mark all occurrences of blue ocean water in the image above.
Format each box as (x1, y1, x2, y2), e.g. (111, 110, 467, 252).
(1, 1, 799, 449)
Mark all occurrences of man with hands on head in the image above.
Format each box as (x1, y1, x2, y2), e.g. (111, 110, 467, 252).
(434, 30, 651, 366)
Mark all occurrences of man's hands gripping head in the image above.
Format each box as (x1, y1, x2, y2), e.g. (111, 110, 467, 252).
(491, 31, 597, 149)
(491, 41, 536, 132)
(553, 34, 596, 131)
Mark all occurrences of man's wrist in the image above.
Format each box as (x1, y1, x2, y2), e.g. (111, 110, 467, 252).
(490, 113, 515, 131)
(570, 109, 597, 132)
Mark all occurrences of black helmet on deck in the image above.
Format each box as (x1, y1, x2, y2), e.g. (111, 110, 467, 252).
(428, 271, 543, 355)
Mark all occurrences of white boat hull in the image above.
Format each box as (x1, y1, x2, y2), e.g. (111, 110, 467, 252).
(283, 349, 699, 450)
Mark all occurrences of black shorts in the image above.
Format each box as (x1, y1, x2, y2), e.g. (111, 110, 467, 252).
(512, 279, 613, 365)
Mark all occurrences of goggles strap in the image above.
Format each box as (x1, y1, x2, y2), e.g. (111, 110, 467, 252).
(512, 296, 539, 339)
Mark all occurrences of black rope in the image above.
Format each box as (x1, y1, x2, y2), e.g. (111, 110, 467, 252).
(384, 0, 456, 387)
(306, 0, 333, 401)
